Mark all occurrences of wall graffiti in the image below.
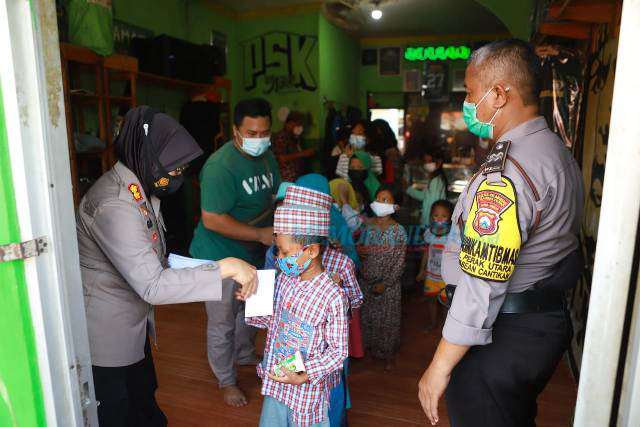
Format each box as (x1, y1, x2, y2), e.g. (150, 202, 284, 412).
(242, 31, 318, 94)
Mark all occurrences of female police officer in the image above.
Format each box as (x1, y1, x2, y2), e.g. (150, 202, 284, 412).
(76, 106, 258, 426)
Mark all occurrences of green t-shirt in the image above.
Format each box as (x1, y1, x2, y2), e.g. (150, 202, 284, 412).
(189, 141, 281, 266)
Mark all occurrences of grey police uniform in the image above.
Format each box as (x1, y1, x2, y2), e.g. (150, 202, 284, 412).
(76, 161, 223, 368)
(441, 116, 584, 426)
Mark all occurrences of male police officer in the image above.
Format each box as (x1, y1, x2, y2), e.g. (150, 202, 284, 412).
(418, 39, 584, 426)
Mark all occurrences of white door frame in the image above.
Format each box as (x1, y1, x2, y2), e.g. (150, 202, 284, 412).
(0, 0, 97, 425)
(574, 0, 640, 425)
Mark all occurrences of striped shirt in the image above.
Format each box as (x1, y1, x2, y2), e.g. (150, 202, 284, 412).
(246, 272, 349, 426)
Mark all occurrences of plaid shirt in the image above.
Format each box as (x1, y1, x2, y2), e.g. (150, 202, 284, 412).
(323, 246, 363, 309)
(246, 271, 348, 426)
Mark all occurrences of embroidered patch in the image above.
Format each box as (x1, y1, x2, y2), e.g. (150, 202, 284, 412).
(128, 184, 143, 201)
(154, 177, 169, 188)
(459, 177, 521, 282)
(472, 190, 514, 236)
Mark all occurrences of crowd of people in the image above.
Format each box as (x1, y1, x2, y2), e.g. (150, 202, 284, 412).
(77, 39, 583, 427)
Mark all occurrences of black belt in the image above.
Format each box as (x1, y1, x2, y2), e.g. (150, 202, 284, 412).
(443, 285, 565, 314)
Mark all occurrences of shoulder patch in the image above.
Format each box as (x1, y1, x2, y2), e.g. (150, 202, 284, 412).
(459, 176, 521, 282)
(128, 183, 143, 202)
(483, 140, 511, 175)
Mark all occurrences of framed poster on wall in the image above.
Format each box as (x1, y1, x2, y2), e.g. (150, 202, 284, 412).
(422, 62, 449, 100)
(379, 47, 401, 76)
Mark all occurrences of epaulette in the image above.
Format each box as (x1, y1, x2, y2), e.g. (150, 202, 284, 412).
(483, 140, 511, 185)
(483, 140, 511, 175)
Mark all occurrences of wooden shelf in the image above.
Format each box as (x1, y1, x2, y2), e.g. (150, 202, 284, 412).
(138, 71, 216, 92)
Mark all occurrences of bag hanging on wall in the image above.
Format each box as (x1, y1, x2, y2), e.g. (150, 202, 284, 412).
(67, 0, 114, 56)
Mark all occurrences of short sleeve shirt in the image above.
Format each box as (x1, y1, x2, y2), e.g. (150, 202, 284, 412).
(189, 141, 281, 266)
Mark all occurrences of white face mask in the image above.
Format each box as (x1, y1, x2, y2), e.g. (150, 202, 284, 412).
(293, 126, 304, 136)
(424, 162, 437, 173)
(370, 201, 396, 217)
(349, 134, 366, 149)
(240, 135, 271, 157)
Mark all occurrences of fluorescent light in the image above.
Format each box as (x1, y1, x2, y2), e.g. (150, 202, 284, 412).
(371, 9, 383, 20)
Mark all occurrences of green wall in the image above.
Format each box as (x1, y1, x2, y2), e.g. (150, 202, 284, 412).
(0, 81, 46, 427)
(234, 13, 321, 139)
(476, 0, 535, 41)
(318, 15, 359, 110)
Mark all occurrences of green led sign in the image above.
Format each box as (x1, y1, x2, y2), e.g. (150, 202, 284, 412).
(404, 45, 471, 62)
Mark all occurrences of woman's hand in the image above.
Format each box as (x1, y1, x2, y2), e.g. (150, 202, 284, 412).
(218, 258, 258, 300)
(338, 182, 350, 206)
(267, 367, 309, 385)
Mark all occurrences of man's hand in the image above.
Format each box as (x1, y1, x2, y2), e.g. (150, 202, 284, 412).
(257, 226, 275, 246)
(418, 362, 451, 425)
(218, 258, 258, 300)
(267, 367, 308, 385)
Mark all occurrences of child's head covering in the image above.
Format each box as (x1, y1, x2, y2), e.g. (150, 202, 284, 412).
(282, 185, 333, 212)
(274, 185, 331, 237)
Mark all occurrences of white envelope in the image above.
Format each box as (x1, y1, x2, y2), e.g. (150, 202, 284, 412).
(245, 269, 276, 318)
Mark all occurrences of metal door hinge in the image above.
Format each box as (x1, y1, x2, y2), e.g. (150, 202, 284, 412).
(0, 237, 48, 263)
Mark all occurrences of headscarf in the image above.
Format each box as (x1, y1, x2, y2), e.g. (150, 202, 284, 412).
(115, 106, 203, 196)
(351, 151, 381, 203)
(296, 174, 361, 267)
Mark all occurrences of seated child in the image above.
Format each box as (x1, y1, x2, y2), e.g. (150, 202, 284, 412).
(417, 199, 454, 330)
(247, 190, 349, 427)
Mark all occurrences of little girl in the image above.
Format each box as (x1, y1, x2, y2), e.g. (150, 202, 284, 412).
(406, 148, 448, 227)
(417, 199, 454, 330)
(358, 185, 407, 371)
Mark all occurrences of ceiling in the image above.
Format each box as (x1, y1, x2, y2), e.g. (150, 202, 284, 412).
(209, 0, 507, 37)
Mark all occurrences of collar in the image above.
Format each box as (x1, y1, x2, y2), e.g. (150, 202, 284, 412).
(113, 161, 161, 215)
(498, 116, 548, 143)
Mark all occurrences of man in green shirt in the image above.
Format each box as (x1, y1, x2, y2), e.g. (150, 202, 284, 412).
(190, 98, 280, 407)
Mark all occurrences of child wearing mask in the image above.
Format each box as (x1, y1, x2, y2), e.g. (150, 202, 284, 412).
(406, 149, 448, 227)
(247, 188, 348, 427)
(357, 185, 407, 371)
(416, 199, 454, 330)
(335, 120, 383, 180)
(332, 152, 380, 233)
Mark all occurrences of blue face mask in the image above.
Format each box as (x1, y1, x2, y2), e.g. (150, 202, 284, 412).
(462, 87, 502, 139)
(240, 136, 271, 157)
(430, 220, 452, 236)
(276, 249, 312, 277)
(349, 134, 366, 149)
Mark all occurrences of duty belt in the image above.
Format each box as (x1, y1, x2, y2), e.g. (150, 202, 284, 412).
(443, 285, 565, 314)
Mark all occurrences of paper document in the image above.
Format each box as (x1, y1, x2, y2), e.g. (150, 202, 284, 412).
(245, 269, 276, 318)
(168, 253, 214, 269)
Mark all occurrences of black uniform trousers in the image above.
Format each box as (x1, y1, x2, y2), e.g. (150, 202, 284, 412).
(92, 338, 168, 427)
(445, 309, 571, 427)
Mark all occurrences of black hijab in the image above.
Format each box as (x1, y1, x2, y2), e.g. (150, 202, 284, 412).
(115, 106, 203, 196)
